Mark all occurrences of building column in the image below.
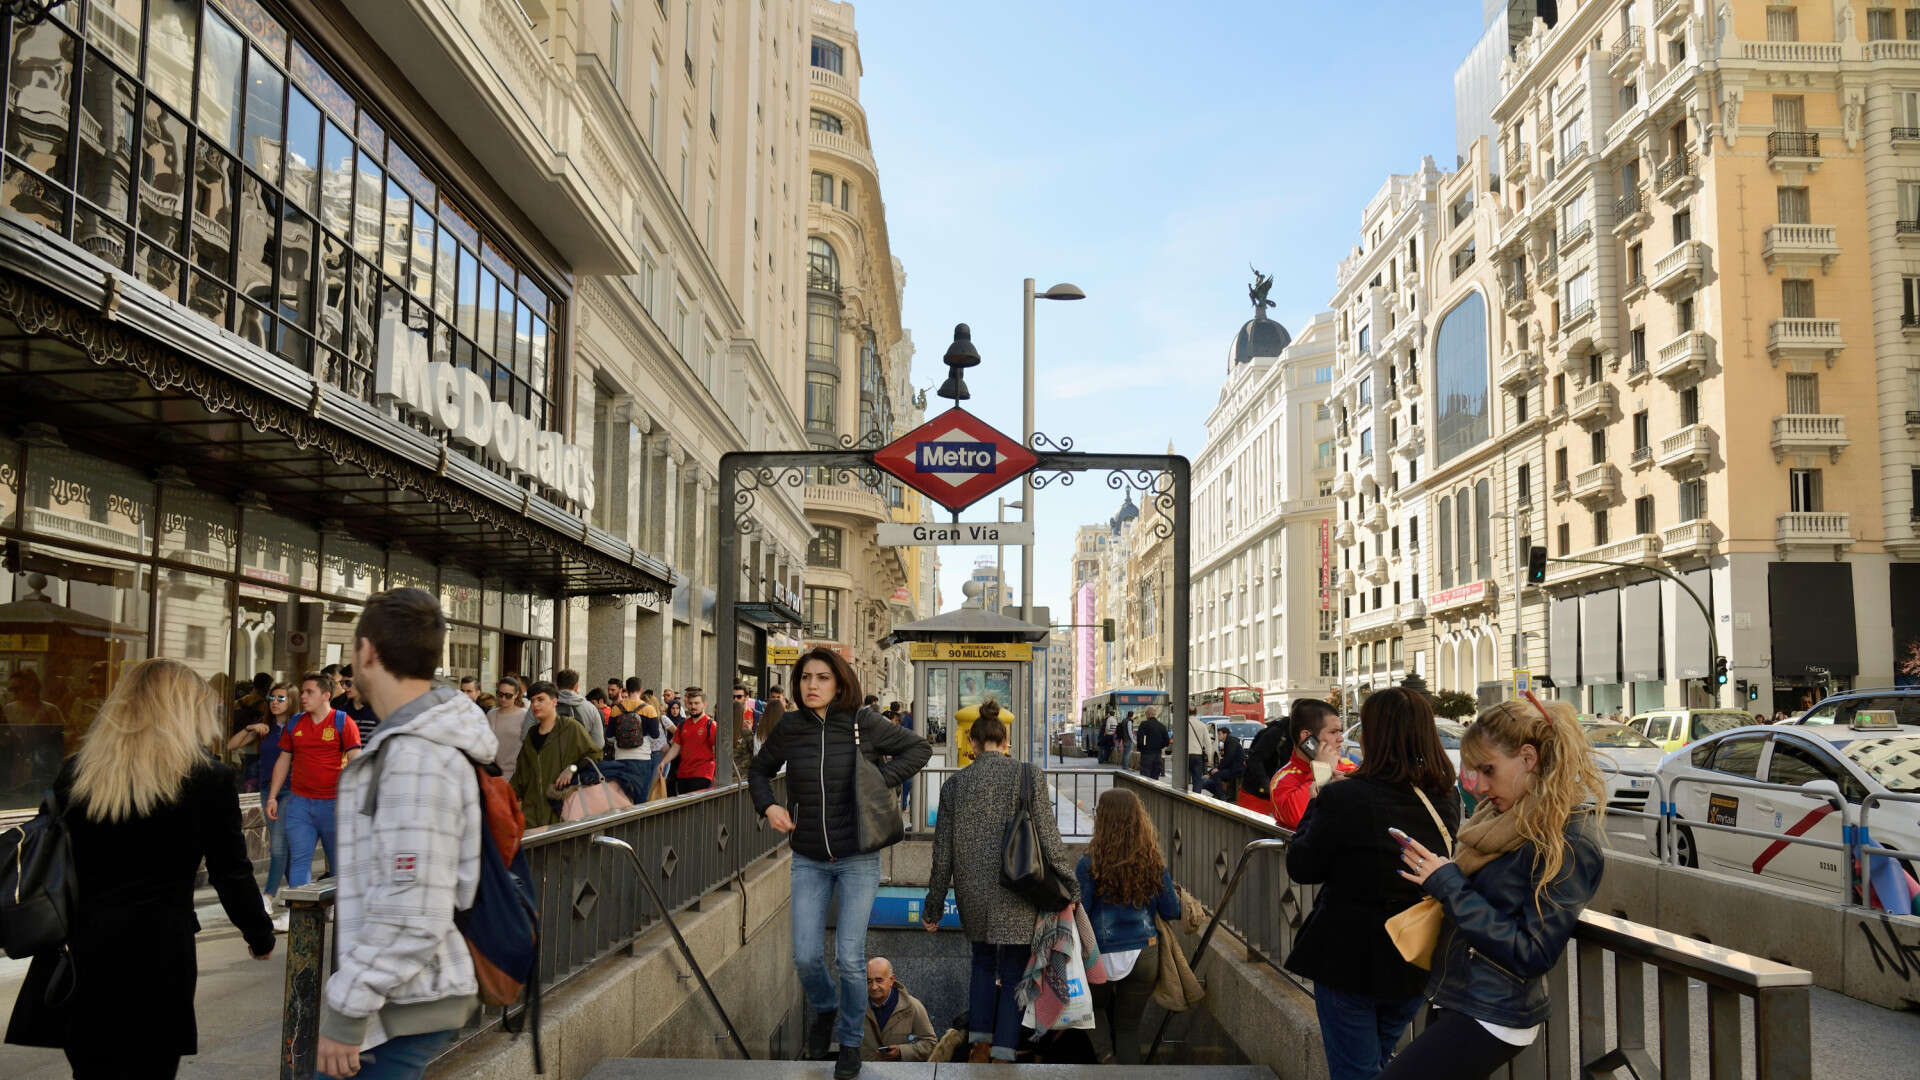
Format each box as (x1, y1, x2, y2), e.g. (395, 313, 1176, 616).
(696, 470, 717, 689)
(587, 596, 636, 689)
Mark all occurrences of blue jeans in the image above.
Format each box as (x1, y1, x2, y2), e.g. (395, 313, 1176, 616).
(283, 793, 338, 888)
(969, 942, 1032, 1060)
(264, 810, 291, 898)
(319, 1029, 457, 1080)
(790, 850, 883, 1050)
(1313, 982, 1424, 1080)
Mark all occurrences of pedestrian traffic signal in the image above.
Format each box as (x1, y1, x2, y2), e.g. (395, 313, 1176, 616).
(1526, 545, 1547, 584)
(1747, 681, 1760, 702)
(1102, 618, 1115, 643)
(1714, 656, 1730, 686)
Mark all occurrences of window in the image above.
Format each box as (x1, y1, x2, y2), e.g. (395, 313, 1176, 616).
(1777, 186, 1810, 224)
(1628, 243, 1644, 281)
(1790, 468, 1823, 512)
(608, 0, 625, 85)
(1554, 373, 1567, 410)
(808, 236, 838, 289)
(1630, 327, 1647, 371)
(1450, 240, 1476, 278)
(679, 121, 690, 200)
(1766, 6, 1799, 42)
(1516, 387, 1529, 423)
(1359, 375, 1372, 404)
(1635, 495, 1655, 536)
(1708, 735, 1768, 778)
(1555, 446, 1569, 484)
(1910, 8, 1920, 39)
(1899, 90, 1920, 131)
(1672, 209, 1692, 243)
(803, 586, 840, 639)
(1905, 276, 1920, 326)
(1559, 113, 1588, 159)
(1786, 372, 1820, 414)
(1680, 478, 1706, 522)
(682, 0, 694, 74)
(1517, 463, 1532, 504)
(1588, 353, 1604, 384)
(1475, 479, 1492, 580)
(811, 171, 834, 204)
(1434, 294, 1491, 463)
(1680, 385, 1700, 426)
(1561, 192, 1587, 240)
(810, 109, 843, 133)
(1591, 428, 1608, 465)
(1900, 181, 1920, 229)
(1566, 268, 1593, 314)
(648, 55, 661, 147)
(1868, 7, 1897, 40)
(1458, 489, 1474, 585)
(807, 526, 843, 568)
(1594, 509, 1610, 545)
(1677, 296, 1695, 331)
(805, 369, 837, 435)
(1437, 494, 1452, 588)
(1782, 279, 1816, 319)
(1773, 94, 1805, 132)
(1359, 327, 1371, 355)
(810, 36, 843, 73)
(1633, 410, 1650, 454)
(1359, 428, 1373, 458)
(1557, 522, 1572, 555)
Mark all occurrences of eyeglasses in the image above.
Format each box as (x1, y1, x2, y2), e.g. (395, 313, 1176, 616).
(269, 695, 288, 703)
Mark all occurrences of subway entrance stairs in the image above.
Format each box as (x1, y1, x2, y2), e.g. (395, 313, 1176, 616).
(584, 1062, 1276, 1080)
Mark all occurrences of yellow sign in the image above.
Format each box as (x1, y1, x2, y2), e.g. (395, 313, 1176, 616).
(953, 703, 1017, 768)
(767, 645, 801, 667)
(907, 642, 1032, 662)
(0, 635, 49, 652)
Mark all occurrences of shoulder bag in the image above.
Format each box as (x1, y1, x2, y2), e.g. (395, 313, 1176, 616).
(1384, 785, 1455, 970)
(1, 786, 77, 959)
(851, 709, 905, 852)
(1001, 762, 1073, 909)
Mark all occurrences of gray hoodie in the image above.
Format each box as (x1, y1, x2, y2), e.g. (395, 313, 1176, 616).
(321, 685, 497, 1050)
(557, 687, 606, 751)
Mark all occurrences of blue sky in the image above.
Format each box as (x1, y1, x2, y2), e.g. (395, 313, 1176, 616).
(853, 1, 1489, 623)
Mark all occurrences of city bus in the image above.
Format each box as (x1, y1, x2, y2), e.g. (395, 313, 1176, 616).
(1074, 688, 1171, 757)
(1190, 686, 1264, 724)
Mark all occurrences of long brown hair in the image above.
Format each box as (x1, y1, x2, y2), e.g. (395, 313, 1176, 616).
(1087, 788, 1166, 907)
(1355, 687, 1455, 799)
(1461, 696, 1608, 908)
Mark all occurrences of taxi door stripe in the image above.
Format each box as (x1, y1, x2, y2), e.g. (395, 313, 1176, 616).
(1751, 803, 1837, 874)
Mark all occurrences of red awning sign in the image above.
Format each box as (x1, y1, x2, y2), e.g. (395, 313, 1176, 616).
(873, 407, 1039, 513)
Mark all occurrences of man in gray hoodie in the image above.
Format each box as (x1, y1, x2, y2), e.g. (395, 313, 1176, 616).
(555, 667, 606, 752)
(317, 588, 497, 1080)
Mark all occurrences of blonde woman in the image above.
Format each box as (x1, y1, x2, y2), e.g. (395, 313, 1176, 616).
(1383, 694, 1607, 1080)
(5, 659, 275, 1079)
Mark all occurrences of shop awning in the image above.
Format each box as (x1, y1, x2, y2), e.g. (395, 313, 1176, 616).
(1621, 580, 1662, 683)
(1580, 589, 1620, 686)
(0, 261, 668, 599)
(1768, 562, 1858, 679)
(734, 599, 806, 629)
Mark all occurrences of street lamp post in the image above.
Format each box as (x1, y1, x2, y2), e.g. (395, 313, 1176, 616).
(1491, 509, 1524, 683)
(995, 497, 1024, 613)
(1022, 278, 1085, 627)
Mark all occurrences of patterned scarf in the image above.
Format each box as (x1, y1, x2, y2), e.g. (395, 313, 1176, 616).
(1452, 801, 1529, 876)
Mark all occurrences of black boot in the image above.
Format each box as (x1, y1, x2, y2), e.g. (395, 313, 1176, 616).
(805, 1012, 837, 1061)
(834, 1045, 862, 1079)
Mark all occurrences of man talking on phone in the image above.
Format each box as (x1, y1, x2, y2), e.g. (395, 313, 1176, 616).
(1269, 699, 1353, 830)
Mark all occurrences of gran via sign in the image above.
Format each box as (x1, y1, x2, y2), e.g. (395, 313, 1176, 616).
(375, 320, 596, 511)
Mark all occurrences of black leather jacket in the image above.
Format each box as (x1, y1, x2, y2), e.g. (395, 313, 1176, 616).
(747, 705, 929, 861)
(1423, 814, 1605, 1028)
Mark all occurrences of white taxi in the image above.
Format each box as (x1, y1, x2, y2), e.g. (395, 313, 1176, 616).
(1581, 721, 1666, 810)
(1646, 720, 1920, 899)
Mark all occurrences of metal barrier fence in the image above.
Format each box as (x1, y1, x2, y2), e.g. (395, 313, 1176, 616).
(278, 776, 787, 1079)
(907, 765, 1117, 839)
(1116, 770, 1814, 1080)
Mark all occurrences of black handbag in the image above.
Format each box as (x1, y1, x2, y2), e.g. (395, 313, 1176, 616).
(1001, 763, 1073, 910)
(851, 710, 905, 852)
(1, 786, 78, 959)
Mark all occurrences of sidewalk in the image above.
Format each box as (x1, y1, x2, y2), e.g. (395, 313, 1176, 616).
(0, 887, 288, 1079)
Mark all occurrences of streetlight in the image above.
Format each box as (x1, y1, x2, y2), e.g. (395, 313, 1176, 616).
(996, 497, 1025, 613)
(1490, 509, 1524, 683)
(1022, 278, 1085, 627)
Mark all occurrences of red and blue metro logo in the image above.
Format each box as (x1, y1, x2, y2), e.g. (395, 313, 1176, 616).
(873, 407, 1040, 513)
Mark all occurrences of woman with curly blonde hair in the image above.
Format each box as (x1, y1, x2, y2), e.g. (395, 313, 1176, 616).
(1074, 788, 1181, 1064)
(6, 658, 275, 1078)
(1383, 694, 1608, 1080)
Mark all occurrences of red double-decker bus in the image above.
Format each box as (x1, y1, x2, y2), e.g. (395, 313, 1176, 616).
(1190, 686, 1264, 724)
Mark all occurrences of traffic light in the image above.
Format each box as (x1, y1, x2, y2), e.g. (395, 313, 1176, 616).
(1714, 656, 1730, 686)
(1736, 679, 1750, 701)
(1526, 545, 1548, 584)
(1101, 618, 1115, 643)
(1747, 681, 1760, 702)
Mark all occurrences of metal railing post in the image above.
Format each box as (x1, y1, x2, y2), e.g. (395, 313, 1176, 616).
(1144, 837, 1287, 1062)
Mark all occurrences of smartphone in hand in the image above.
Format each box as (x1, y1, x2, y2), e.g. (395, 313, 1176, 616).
(1300, 734, 1320, 759)
(1387, 826, 1413, 848)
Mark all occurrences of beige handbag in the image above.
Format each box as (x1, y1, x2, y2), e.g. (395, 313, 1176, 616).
(1384, 786, 1454, 970)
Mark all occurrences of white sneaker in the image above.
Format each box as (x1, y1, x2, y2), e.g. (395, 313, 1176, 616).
(272, 911, 290, 933)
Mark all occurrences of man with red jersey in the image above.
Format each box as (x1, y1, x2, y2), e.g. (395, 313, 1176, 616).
(266, 671, 362, 886)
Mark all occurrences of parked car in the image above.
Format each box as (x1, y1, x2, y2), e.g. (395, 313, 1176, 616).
(1581, 721, 1666, 810)
(1645, 720, 1920, 899)
(1630, 708, 1753, 753)
(1785, 687, 1920, 728)
(1340, 717, 1467, 773)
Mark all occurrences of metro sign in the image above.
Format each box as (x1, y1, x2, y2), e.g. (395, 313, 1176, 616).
(873, 407, 1039, 513)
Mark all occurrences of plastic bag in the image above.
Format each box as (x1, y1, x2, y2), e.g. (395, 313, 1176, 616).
(1021, 910, 1096, 1032)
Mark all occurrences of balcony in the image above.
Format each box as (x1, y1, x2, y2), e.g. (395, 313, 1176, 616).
(1766, 131, 1822, 176)
(1869, 40, 1920, 62)
(1546, 534, 1662, 584)
(1657, 424, 1712, 472)
(1562, 298, 1596, 336)
(1661, 520, 1716, 560)
(1572, 462, 1621, 505)
(1614, 185, 1652, 236)
(1363, 557, 1389, 585)
(1655, 148, 1697, 199)
(808, 127, 878, 177)
(1651, 59, 1696, 110)
(1335, 520, 1356, 546)
(1630, 444, 1653, 470)
(1333, 471, 1356, 499)
(1899, 219, 1920, 244)
(804, 481, 890, 522)
(1906, 313, 1920, 338)
(1623, 271, 1650, 303)
(1553, 478, 1572, 501)
(1610, 27, 1645, 76)
(1895, 127, 1920, 146)
(1394, 423, 1426, 457)
(1337, 569, 1357, 594)
(1499, 347, 1540, 390)
(1538, 251, 1561, 286)
(1403, 598, 1428, 620)
(1745, 43, 1843, 65)
(1606, 103, 1648, 153)
(1655, 0, 1688, 31)
(809, 64, 858, 103)
(1364, 503, 1388, 532)
(1651, 240, 1706, 295)
(1762, 224, 1841, 273)
(1570, 382, 1618, 425)
(1654, 330, 1712, 382)
(1504, 278, 1535, 318)
(1766, 318, 1844, 366)
(1560, 219, 1594, 251)
(1776, 512, 1852, 550)
(1770, 413, 1850, 462)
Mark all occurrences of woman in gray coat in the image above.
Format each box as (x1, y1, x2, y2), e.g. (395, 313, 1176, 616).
(922, 702, 1077, 1062)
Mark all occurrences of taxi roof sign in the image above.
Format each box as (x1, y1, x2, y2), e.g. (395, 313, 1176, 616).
(873, 407, 1039, 513)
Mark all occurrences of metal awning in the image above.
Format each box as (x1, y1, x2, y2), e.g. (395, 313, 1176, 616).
(734, 599, 805, 628)
(0, 258, 669, 598)
(889, 607, 1051, 643)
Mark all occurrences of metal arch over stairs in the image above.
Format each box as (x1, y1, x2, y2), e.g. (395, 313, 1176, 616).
(715, 448, 1194, 789)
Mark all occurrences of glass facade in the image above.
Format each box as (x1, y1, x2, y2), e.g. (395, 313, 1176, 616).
(2, 1, 559, 430)
(1433, 292, 1490, 465)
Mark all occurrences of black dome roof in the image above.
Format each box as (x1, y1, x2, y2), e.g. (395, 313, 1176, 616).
(1231, 315, 1292, 365)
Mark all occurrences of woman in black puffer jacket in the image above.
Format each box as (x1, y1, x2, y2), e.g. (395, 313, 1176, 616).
(748, 647, 929, 1079)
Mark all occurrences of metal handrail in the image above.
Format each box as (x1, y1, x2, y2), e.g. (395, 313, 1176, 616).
(592, 835, 751, 1058)
(1854, 790, 1920, 911)
(1663, 773, 1854, 901)
(1144, 837, 1289, 1062)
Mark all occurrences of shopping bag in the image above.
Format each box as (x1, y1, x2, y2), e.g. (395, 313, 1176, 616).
(646, 772, 669, 803)
(560, 761, 635, 821)
(1056, 916, 1096, 1030)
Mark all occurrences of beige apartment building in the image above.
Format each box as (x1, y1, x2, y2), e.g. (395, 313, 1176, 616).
(1122, 465, 1177, 690)
(1490, 0, 1920, 714)
(798, 0, 918, 697)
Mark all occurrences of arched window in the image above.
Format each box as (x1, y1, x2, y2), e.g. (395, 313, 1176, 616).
(809, 109, 843, 133)
(1437, 495, 1452, 589)
(1455, 487, 1472, 586)
(808, 236, 838, 290)
(1434, 293, 1491, 464)
(1474, 478, 1492, 580)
